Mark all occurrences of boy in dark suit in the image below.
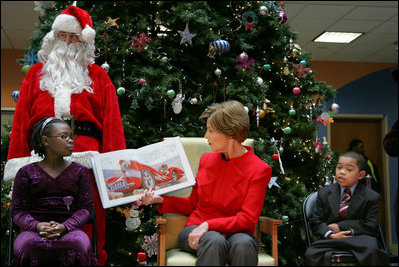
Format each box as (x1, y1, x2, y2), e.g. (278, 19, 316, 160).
(304, 151, 389, 266)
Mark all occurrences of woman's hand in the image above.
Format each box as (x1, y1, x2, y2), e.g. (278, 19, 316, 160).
(135, 188, 163, 206)
(188, 222, 209, 250)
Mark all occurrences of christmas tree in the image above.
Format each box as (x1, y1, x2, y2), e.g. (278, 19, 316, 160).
(3, 1, 340, 265)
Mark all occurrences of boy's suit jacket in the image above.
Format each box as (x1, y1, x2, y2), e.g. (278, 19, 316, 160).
(310, 182, 380, 239)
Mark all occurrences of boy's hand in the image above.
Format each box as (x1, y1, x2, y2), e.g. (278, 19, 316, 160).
(329, 230, 352, 240)
(328, 223, 341, 233)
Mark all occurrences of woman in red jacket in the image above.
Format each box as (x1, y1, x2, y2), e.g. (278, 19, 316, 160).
(137, 100, 272, 266)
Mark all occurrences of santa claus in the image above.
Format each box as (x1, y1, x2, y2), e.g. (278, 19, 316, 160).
(5, 5, 125, 266)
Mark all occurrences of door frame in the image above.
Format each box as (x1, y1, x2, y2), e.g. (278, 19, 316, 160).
(327, 113, 392, 250)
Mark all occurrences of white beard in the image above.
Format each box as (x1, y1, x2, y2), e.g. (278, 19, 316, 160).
(40, 40, 94, 117)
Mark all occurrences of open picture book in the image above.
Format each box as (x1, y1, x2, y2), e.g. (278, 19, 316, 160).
(91, 137, 196, 208)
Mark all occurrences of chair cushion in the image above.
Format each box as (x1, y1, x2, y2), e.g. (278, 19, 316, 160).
(165, 249, 275, 266)
(258, 252, 276, 266)
(166, 248, 197, 266)
(164, 215, 188, 250)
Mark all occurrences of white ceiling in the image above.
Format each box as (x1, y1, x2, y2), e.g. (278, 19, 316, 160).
(1, 1, 398, 63)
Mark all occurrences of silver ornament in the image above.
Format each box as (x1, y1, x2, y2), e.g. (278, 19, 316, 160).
(259, 6, 268, 15)
(283, 56, 288, 63)
(239, 52, 248, 60)
(256, 77, 263, 86)
(214, 68, 222, 76)
(101, 62, 110, 72)
(331, 103, 340, 113)
(190, 97, 198, 104)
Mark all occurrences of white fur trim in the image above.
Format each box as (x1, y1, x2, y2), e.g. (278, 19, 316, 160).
(81, 25, 96, 43)
(52, 14, 82, 34)
(54, 86, 72, 117)
(3, 151, 100, 182)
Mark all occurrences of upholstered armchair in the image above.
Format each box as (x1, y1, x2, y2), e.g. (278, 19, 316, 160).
(156, 137, 282, 266)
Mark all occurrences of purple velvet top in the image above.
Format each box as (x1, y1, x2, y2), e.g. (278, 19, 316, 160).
(11, 162, 94, 232)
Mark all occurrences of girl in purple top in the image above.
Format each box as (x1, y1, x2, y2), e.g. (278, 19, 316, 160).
(11, 117, 96, 266)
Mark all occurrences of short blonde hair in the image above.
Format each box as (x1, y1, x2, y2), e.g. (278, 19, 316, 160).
(199, 100, 249, 143)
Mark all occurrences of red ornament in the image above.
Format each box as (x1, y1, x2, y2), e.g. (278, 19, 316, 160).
(272, 154, 279, 160)
(326, 154, 331, 159)
(293, 87, 301, 95)
(137, 252, 146, 261)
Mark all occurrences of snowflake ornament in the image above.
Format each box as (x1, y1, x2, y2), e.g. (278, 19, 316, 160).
(131, 33, 152, 52)
(292, 64, 311, 78)
(142, 233, 158, 257)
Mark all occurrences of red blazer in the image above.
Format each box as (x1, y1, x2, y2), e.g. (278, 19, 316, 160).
(158, 146, 271, 236)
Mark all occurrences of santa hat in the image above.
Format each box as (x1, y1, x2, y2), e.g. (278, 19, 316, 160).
(52, 5, 95, 43)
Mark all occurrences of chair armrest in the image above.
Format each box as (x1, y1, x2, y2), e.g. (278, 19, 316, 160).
(257, 216, 283, 266)
(156, 216, 167, 266)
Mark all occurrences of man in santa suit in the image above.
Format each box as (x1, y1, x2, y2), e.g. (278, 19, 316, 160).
(5, 5, 125, 266)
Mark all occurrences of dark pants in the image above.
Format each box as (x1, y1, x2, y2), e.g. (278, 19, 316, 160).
(178, 225, 258, 266)
(304, 235, 390, 266)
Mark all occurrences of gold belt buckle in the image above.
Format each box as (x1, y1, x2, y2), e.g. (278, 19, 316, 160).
(61, 115, 75, 135)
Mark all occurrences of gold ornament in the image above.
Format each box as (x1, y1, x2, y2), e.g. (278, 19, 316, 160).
(263, 98, 275, 115)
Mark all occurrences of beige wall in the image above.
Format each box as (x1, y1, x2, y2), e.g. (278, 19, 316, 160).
(311, 61, 396, 89)
(1, 49, 25, 108)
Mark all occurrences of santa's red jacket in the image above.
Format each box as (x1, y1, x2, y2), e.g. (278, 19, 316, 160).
(6, 62, 126, 170)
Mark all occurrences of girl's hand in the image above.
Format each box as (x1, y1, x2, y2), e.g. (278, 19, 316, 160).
(37, 221, 66, 240)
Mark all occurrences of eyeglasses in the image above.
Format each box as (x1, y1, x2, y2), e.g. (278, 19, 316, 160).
(46, 134, 77, 141)
(57, 32, 80, 42)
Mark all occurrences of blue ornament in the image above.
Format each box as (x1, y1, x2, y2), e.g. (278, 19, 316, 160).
(300, 60, 307, 66)
(213, 39, 230, 55)
(12, 90, 20, 103)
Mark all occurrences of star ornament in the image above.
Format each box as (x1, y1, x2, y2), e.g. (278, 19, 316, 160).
(105, 17, 120, 27)
(179, 23, 197, 46)
(268, 176, 281, 189)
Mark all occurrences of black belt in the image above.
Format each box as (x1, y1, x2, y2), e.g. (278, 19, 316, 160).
(61, 115, 102, 141)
